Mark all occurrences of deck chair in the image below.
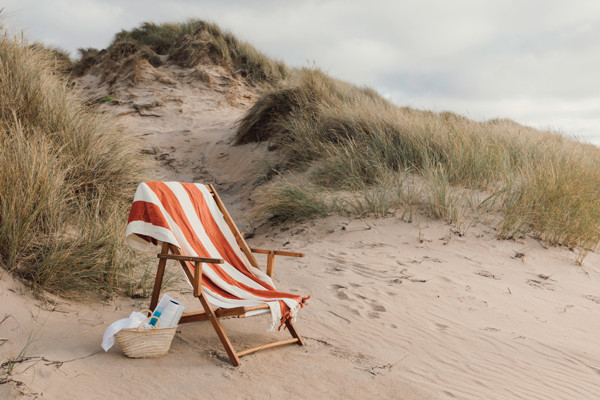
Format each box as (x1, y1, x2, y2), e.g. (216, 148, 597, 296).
(125, 182, 309, 366)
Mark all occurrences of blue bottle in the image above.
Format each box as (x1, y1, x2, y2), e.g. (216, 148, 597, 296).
(149, 310, 161, 327)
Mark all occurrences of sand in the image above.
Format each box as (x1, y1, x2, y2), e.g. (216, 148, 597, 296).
(2, 62, 600, 399)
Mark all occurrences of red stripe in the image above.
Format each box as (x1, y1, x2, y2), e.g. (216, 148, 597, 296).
(200, 273, 237, 300)
(184, 184, 276, 291)
(128, 200, 170, 229)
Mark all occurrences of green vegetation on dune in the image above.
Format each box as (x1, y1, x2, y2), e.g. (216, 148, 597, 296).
(74, 20, 289, 84)
(0, 29, 150, 297)
(236, 68, 600, 261)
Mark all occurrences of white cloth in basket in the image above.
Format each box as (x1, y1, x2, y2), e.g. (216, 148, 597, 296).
(101, 311, 147, 351)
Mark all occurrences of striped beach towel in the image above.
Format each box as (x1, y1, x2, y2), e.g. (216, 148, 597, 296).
(126, 182, 308, 330)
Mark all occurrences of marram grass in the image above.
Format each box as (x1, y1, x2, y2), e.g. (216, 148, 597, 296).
(238, 68, 600, 261)
(0, 28, 151, 297)
(74, 19, 289, 85)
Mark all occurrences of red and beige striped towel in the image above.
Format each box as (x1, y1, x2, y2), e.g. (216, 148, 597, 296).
(126, 182, 308, 330)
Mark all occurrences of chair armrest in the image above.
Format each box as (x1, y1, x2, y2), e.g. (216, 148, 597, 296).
(249, 248, 304, 279)
(249, 248, 305, 258)
(157, 254, 224, 264)
(156, 253, 221, 298)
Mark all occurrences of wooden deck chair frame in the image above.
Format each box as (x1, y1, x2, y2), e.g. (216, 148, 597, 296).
(147, 184, 305, 366)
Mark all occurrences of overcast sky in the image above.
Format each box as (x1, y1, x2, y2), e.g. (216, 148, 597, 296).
(3, 0, 599, 144)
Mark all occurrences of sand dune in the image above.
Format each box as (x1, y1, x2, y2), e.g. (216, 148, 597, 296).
(2, 61, 600, 399)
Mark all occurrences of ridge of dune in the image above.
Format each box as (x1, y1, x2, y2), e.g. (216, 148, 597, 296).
(2, 58, 600, 400)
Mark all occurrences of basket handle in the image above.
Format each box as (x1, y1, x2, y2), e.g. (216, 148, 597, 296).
(136, 316, 161, 331)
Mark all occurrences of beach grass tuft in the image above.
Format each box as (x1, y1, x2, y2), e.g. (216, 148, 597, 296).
(237, 68, 600, 260)
(0, 28, 150, 297)
(73, 19, 289, 85)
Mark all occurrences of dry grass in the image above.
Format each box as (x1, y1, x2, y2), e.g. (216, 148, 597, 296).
(251, 178, 329, 222)
(28, 43, 73, 76)
(73, 19, 289, 85)
(237, 68, 600, 260)
(0, 28, 151, 297)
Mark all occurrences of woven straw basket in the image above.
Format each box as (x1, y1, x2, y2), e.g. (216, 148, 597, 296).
(115, 312, 177, 358)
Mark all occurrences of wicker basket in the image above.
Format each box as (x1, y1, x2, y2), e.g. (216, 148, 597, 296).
(115, 312, 177, 358)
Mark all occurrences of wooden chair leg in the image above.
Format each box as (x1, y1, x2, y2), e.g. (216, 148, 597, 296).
(149, 243, 170, 312)
(197, 293, 241, 366)
(285, 320, 304, 346)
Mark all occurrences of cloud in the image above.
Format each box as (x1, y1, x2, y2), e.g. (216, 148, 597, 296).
(3, 0, 125, 51)
(1, 0, 599, 143)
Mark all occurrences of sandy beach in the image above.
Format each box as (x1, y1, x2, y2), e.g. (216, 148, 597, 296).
(2, 58, 600, 400)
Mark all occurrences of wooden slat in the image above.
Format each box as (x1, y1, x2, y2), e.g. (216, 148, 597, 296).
(180, 311, 209, 323)
(237, 338, 299, 357)
(266, 251, 275, 279)
(216, 303, 270, 318)
(179, 304, 270, 324)
(194, 261, 202, 297)
(214, 306, 247, 318)
(158, 253, 223, 264)
(207, 184, 261, 270)
(250, 248, 305, 258)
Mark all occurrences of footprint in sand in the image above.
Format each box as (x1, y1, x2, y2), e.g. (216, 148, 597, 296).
(435, 323, 450, 330)
(369, 302, 387, 312)
(330, 284, 346, 289)
(329, 284, 351, 300)
(365, 300, 387, 319)
(475, 270, 502, 280)
(329, 284, 387, 319)
(527, 279, 555, 290)
(337, 291, 349, 300)
(585, 295, 600, 304)
(326, 264, 346, 274)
